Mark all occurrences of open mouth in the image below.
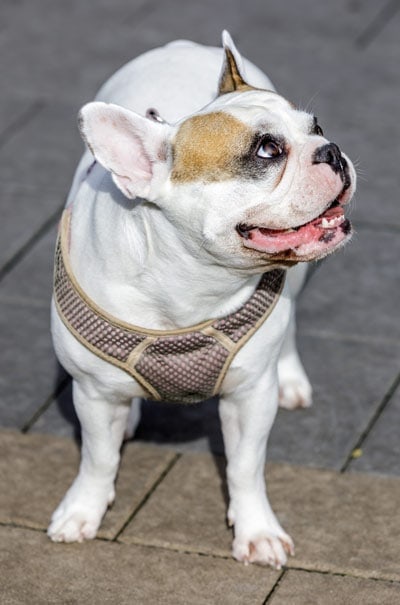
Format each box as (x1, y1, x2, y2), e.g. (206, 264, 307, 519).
(236, 194, 352, 261)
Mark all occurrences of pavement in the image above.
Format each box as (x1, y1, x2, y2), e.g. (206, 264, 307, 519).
(0, 0, 399, 603)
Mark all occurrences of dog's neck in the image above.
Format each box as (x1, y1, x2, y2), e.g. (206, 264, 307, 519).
(69, 171, 261, 330)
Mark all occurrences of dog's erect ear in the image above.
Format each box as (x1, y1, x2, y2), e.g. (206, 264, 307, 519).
(78, 102, 172, 200)
(218, 30, 250, 95)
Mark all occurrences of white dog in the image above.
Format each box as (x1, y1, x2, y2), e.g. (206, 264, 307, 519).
(48, 32, 355, 569)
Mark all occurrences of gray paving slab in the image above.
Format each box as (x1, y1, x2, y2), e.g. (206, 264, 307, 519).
(0, 431, 176, 540)
(0, 300, 63, 429)
(297, 226, 400, 344)
(0, 192, 61, 276)
(0, 525, 277, 605)
(0, 225, 57, 306)
(269, 334, 400, 470)
(349, 381, 400, 476)
(29, 379, 79, 439)
(0, 101, 83, 193)
(0, 0, 162, 103)
(121, 452, 400, 582)
(0, 97, 39, 139)
(269, 569, 400, 605)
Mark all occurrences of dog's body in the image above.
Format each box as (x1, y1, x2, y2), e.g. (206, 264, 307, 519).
(49, 34, 355, 568)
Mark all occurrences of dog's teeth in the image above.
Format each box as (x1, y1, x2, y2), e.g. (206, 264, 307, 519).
(321, 216, 344, 229)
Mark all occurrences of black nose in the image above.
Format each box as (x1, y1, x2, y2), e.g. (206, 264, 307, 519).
(312, 143, 343, 174)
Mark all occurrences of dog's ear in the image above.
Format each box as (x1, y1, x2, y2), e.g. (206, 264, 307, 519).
(78, 102, 172, 200)
(218, 30, 249, 95)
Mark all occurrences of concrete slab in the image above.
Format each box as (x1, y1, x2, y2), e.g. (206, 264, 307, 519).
(0, 98, 40, 140)
(0, 0, 159, 103)
(0, 189, 62, 275)
(0, 431, 177, 540)
(297, 226, 400, 345)
(0, 101, 82, 193)
(0, 525, 278, 605)
(269, 569, 400, 605)
(121, 452, 400, 582)
(0, 301, 62, 429)
(120, 452, 229, 557)
(269, 334, 400, 470)
(349, 382, 400, 476)
(0, 225, 57, 305)
(29, 378, 79, 439)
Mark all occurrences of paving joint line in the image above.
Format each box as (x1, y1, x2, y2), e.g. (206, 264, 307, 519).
(20, 374, 71, 434)
(112, 452, 181, 541)
(355, 0, 400, 49)
(0, 100, 45, 149)
(287, 564, 400, 585)
(263, 569, 286, 604)
(0, 201, 64, 282)
(340, 370, 400, 472)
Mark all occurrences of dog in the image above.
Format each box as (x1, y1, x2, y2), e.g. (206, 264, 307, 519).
(48, 31, 356, 569)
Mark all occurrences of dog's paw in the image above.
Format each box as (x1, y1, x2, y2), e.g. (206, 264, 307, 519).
(47, 483, 111, 543)
(232, 531, 294, 569)
(48, 509, 102, 543)
(278, 355, 312, 410)
(279, 377, 312, 410)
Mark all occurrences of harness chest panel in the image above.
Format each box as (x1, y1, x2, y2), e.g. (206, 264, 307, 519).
(54, 211, 285, 403)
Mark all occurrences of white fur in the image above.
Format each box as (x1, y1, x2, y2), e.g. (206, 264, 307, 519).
(48, 34, 355, 568)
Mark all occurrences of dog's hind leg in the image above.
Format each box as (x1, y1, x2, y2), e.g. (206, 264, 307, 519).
(278, 264, 312, 409)
(48, 379, 129, 543)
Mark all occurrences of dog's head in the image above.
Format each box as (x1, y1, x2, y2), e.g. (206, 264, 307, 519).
(79, 32, 356, 272)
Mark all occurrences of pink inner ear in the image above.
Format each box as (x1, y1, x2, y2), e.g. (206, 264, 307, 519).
(100, 121, 153, 181)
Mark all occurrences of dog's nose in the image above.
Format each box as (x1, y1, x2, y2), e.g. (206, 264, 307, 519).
(312, 143, 343, 174)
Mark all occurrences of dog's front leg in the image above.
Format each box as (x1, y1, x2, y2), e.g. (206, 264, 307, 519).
(48, 379, 130, 543)
(219, 371, 294, 568)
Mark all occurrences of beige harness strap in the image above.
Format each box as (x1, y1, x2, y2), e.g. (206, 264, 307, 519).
(54, 210, 285, 403)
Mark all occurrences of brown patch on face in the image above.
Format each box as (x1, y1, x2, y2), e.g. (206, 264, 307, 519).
(171, 111, 253, 183)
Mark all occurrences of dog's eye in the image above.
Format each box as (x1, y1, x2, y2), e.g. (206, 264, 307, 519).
(314, 124, 324, 136)
(312, 117, 324, 137)
(257, 139, 283, 159)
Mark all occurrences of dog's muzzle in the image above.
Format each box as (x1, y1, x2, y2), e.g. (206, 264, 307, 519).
(312, 142, 351, 190)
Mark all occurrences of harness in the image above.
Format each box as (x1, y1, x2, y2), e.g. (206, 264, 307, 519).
(54, 210, 285, 403)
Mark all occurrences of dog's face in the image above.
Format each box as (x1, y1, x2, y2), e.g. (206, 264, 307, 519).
(79, 37, 356, 273)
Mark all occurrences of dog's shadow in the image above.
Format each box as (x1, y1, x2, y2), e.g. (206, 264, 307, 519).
(54, 364, 229, 509)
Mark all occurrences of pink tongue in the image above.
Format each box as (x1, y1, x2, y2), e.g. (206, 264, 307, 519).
(249, 205, 345, 252)
(253, 224, 320, 252)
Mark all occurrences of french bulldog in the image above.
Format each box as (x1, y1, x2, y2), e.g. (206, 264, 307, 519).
(48, 31, 356, 569)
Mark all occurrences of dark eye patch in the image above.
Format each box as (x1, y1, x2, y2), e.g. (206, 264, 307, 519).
(236, 132, 287, 179)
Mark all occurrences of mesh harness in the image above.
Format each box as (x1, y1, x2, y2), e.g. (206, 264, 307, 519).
(54, 210, 285, 403)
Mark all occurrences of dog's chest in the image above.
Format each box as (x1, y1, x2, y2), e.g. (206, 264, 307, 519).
(54, 210, 285, 403)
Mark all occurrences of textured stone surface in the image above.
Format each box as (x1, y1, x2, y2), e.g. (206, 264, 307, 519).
(297, 227, 400, 344)
(0, 102, 83, 193)
(0, 431, 176, 539)
(349, 382, 400, 476)
(0, 226, 57, 305)
(0, 525, 277, 605)
(121, 452, 400, 581)
(0, 188, 62, 273)
(269, 570, 400, 605)
(269, 334, 400, 470)
(0, 302, 62, 429)
(120, 452, 231, 556)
